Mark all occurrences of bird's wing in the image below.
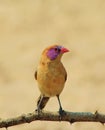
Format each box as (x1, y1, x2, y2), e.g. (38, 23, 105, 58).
(65, 72, 67, 81)
(34, 70, 37, 80)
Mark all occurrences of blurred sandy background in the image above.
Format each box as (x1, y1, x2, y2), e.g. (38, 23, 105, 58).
(0, 0, 105, 130)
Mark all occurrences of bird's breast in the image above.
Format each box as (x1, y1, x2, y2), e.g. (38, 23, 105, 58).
(37, 61, 67, 97)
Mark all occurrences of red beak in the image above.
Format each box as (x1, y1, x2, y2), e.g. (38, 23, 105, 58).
(61, 47, 69, 53)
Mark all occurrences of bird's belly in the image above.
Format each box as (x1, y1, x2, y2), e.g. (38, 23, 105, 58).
(37, 72, 65, 97)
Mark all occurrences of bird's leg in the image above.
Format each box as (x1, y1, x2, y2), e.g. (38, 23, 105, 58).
(56, 95, 64, 116)
(36, 95, 43, 114)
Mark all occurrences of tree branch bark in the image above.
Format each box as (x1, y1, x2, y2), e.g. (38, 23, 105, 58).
(0, 110, 105, 128)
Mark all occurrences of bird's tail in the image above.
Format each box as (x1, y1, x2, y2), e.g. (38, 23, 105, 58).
(37, 95, 50, 110)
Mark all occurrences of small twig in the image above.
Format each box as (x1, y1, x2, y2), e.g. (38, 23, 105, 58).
(0, 110, 105, 129)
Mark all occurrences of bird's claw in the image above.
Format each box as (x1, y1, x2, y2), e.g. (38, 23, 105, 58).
(58, 108, 65, 120)
(59, 107, 63, 115)
(35, 108, 42, 115)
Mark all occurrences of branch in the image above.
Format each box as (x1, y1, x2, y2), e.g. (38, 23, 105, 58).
(0, 110, 105, 128)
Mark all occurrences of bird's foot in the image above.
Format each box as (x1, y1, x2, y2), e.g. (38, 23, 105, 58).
(35, 108, 42, 115)
(59, 107, 64, 115)
(58, 107, 65, 120)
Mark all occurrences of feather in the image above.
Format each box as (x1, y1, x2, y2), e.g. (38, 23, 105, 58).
(34, 71, 37, 80)
(35, 45, 69, 112)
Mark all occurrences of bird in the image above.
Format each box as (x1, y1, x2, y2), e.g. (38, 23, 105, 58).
(35, 44, 69, 115)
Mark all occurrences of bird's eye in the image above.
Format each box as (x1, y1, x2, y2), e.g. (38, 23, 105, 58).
(55, 48, 58, 51)
(54, 47, 61, 52)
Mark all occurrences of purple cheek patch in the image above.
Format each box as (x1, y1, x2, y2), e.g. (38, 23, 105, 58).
(47, 49, 58, 60)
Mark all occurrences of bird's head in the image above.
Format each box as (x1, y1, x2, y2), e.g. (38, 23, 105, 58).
(42, 45, 69, 61)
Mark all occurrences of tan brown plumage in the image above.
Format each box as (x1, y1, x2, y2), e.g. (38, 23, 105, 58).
(35, 45, 69, 114)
